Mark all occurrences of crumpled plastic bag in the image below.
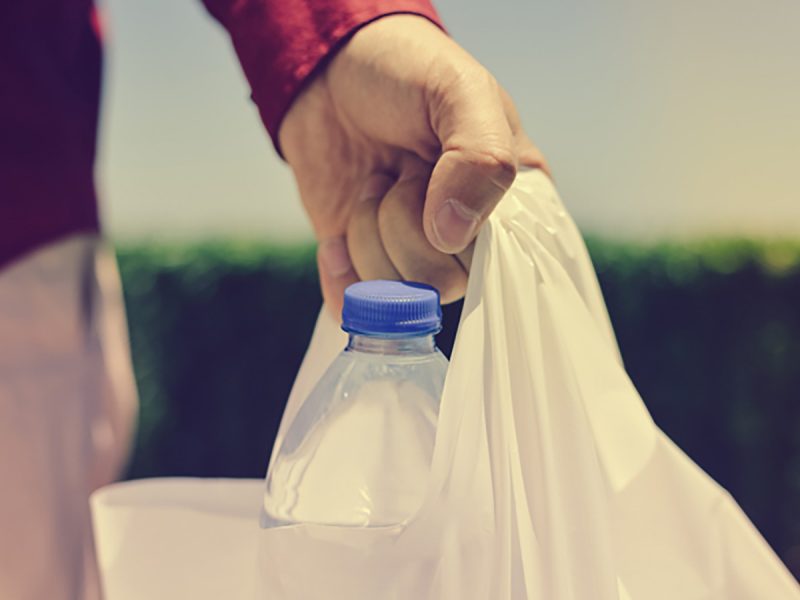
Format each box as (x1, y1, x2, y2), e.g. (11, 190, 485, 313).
(92, 169, 799, 599)
(256, 169, 799, 599)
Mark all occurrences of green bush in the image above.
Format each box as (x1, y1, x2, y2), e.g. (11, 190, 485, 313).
(117, 238, 800, 577)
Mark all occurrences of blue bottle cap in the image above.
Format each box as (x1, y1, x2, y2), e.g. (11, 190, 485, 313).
(342, 280, 442, 336)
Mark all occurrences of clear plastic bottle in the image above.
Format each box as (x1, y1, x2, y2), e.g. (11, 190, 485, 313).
(260, 280, 448, 529)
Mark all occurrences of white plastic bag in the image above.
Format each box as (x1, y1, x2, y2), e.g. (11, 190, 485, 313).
(91, 169, 798, 599)
(91, 478, 262, 600)
(257, 169, 799, 599)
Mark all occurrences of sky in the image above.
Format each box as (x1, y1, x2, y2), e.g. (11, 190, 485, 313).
(98, 0, 800, 242)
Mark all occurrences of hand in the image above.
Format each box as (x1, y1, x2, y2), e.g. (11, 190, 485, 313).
(279, 15, 547, 316)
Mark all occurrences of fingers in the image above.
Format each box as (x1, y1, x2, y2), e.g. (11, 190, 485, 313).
(377, 168, 467, 304)
(317, 236, 359, 318)
(424, 67, 518, 254)
(346, 189, 401, 281)
(347, 163, 467, 304)
(315, 80, 543, 314)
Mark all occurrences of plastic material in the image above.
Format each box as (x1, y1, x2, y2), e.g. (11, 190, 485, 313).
(91, 478, 263, 600)
(341, 280, 442, 336)
(256, 169, 799, 599)
(260, 283, 448, 529)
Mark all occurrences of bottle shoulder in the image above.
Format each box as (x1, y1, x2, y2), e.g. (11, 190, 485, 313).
(279, 348, 446, 452)
(341, 346, 448, 366)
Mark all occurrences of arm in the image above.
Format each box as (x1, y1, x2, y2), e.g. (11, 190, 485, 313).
(203, 2, 547, 314)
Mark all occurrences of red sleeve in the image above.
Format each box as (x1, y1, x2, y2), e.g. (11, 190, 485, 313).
(202, 0, 444, 154)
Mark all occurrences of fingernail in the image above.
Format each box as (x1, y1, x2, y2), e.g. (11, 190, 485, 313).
(319, 238, 353, 277)
(433, 199, 481, 252)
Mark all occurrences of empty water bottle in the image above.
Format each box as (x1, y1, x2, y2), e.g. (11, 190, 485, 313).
(260, 280, 448, 528)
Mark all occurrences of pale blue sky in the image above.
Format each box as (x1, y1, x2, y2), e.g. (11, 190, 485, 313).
(98, 0, 800, 241)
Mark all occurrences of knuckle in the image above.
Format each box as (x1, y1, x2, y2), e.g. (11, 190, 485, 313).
(471, 146, 518, 189)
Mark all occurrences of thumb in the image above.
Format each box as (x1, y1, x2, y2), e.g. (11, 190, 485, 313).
(423, 70, 518, 254)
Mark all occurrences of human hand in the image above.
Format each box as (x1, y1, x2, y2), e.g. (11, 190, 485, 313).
(279, 15, 547, 316)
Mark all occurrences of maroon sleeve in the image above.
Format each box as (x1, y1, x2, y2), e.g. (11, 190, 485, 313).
(202, 0, 444, 154)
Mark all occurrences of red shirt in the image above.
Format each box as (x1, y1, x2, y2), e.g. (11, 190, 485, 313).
(0, 0, 441, 270)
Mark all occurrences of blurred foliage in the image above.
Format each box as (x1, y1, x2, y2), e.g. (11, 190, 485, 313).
(117, 237, 800, 577)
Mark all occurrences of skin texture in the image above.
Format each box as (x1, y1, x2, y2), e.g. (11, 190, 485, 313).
(279, 15, 547, 316)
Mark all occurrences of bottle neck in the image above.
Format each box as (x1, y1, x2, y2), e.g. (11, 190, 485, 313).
(346, 333, 437, 356)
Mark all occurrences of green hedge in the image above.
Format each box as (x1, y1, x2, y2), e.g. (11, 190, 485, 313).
(117, 238, 800, 577)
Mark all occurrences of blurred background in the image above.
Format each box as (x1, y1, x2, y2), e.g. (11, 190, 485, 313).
(98, 0, 799, 577)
